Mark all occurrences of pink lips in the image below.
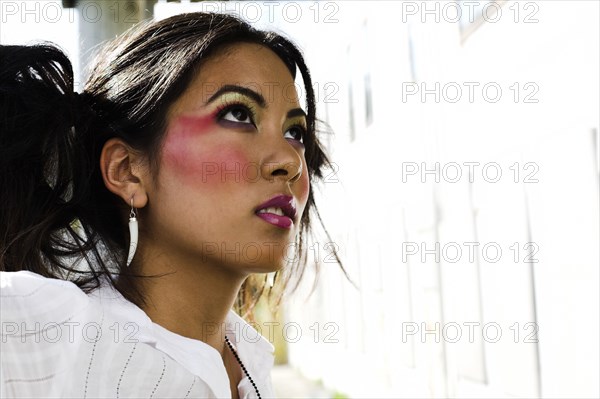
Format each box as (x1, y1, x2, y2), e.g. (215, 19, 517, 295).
(255, 194, 297, 229)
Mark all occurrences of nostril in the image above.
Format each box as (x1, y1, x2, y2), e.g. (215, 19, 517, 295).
(271, 169, 288, 176)
(263, 162, 302, 182)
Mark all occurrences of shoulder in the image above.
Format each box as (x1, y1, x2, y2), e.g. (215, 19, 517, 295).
(0, 271, 218, 398)
(0, 271, 93, 398)
(0, 270, 90, 323)
(0, 269, 88, 294)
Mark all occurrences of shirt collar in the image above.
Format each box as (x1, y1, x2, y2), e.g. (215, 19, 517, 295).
(92, 277, 274, 398)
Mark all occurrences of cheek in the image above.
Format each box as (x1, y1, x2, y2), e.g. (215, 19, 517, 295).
(298, 169, 311, 207)
(162, 115, 250, 185)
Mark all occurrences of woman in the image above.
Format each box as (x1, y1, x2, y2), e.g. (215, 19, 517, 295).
(0, 12, 345, 399)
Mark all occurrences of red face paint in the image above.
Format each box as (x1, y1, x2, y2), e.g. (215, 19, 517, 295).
(162, 109, 252, 186)
(176, 112, 216, 133)
(162, 110, 217, 178)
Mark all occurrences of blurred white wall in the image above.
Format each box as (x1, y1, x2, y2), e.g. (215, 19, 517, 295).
(0, 0, 153, 87)
(272, 1, 599, 398)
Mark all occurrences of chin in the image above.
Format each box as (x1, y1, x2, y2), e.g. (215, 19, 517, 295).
(244, 259, 287, 274)
(234, 240, 295, 273)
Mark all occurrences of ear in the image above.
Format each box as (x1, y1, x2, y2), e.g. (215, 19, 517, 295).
(100, 138, 149, 209)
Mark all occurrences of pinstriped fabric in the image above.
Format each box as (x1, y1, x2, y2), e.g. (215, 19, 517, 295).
(116, 342, 137, 398)
(1, 271, 90, 398)
(0, 270, 276, 398)
(149, 355, 167, 398)
(83, 310, 104, 399)
(184, 376, 200, 398)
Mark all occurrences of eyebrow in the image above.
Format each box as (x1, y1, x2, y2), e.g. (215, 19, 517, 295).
(206, 84, 307, 121)
(286, 108, 307, 120)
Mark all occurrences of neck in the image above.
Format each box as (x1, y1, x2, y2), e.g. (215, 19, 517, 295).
(135, 245, 248, 357)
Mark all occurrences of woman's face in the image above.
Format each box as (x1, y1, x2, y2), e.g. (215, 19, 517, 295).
(142, 42, 310, 274)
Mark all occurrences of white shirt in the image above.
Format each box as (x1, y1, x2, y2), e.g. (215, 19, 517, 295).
(0, 270, 276, 398)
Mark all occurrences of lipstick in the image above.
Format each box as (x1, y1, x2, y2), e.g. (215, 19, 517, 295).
(255, 194, 297, 229)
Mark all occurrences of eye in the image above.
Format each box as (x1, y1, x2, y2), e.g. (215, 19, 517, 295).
(284, 124, 306, 144)
(218, 104, 255, 126)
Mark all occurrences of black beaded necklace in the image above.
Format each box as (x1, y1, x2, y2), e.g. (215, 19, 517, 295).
(224, 335, 262, 399)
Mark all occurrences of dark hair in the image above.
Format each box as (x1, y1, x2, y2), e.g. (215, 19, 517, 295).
(0, 12, 351, 319)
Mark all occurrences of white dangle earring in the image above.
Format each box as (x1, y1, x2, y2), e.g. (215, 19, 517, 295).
(126, 197, 138, 267)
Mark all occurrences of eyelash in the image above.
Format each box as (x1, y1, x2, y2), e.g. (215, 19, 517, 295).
(216, 101, 258, 127)
(285, 124, 307, 144)
(215, 101, 307, 144)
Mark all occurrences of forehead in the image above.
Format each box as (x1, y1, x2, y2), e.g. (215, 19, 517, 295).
(171, 42, 301, 114)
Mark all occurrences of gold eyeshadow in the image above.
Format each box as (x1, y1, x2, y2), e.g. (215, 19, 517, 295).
(211, 92, 261, 125)
(286, 115, 307, 128)
(284, 117, 307, 133)
(209, 90, 307, 138)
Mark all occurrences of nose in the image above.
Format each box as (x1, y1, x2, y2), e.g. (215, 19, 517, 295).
(260, 139, 304, 184)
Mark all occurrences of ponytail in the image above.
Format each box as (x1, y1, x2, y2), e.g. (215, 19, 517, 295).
(1, 14, 353, 316)
(0, 44, 96, 277)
